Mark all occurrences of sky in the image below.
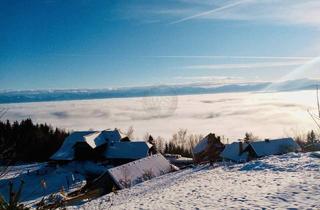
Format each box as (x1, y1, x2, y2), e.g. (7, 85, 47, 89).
(1, 0, 320, 90)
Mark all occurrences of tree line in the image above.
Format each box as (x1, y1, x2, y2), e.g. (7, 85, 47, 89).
(0, 119, 68, 164)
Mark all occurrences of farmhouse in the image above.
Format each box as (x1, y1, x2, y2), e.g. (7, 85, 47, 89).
(221, 138, 301, 162)
(50, 129, 151, 164)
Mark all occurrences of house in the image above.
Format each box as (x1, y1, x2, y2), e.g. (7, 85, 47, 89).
(192, 133, 225, 163)
(50, 129, 122, 161)
(50, 129, 151, 163)
(220, 138, 301, 162)
(242, 138, 301, 158)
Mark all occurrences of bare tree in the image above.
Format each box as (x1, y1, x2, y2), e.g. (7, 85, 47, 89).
(125, 126, 134, 139)
(155, 136, 165, 153)
(143, 132, 151, 142)
(308, 85, 320, 130)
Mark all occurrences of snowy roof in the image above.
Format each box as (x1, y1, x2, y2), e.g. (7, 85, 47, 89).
(104, 141, 150, 160)
(50, 131, 96, 161)
(220, 142, 249, 162)
(50, 129, 122, 161)
(108, 154, 172, 189)
(84, 129, 121, 149)
(249, 138, 301, 157)
(192, 136, 209, 155)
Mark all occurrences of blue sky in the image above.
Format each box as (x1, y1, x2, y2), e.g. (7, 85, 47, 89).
(1, 0, 320, 90)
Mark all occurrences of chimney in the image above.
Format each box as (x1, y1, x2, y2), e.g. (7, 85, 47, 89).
(239, 141, 243, 154)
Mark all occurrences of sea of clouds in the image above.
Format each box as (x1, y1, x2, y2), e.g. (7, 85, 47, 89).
(0, 90, 317, 142)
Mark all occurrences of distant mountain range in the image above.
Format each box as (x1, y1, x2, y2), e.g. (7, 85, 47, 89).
(0, 78, 319, 104)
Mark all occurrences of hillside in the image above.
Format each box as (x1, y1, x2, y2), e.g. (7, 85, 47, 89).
(68, 152, 320, 209)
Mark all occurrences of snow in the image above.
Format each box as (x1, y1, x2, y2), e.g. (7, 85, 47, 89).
(84, 131, 104, 149)
(0, 162, 88, 206)
(84, 130, 122, 149)
(68, 153, 320, 209)
(104, 142, 150, 160)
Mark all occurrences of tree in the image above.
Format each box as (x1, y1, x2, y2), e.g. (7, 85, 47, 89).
(155, 136, 165, 154)
(244, 132, 258, 143)
(0, 119, 68, 163)
(307, 130, 317, 144)
(125, 126, 134, 139)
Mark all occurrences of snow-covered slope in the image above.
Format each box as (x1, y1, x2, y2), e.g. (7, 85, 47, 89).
(0, 161, 106, 206)
(69, 152, 320, 209)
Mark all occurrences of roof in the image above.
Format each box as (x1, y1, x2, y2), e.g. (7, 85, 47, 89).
(84, 130, 121, 149)
(104, 141, 150, 160)
(220, 142, 249, 162)
(50, 131, 96, 160)
(248, 138, 301, 157)
(107, 154, 172, 189)
(50, 129, 122, 161)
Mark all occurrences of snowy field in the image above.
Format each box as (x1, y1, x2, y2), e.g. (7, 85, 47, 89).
(0, 90, 317, 140)
(68, 152, 320, 210)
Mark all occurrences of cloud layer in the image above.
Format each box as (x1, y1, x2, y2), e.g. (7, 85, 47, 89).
(0, 90, 317, 141)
